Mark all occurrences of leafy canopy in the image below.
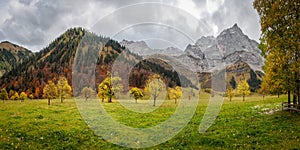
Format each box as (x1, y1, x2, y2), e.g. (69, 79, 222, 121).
(130, 87, 144, 103)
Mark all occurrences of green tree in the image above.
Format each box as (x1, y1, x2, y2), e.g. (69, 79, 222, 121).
(98, 72, 122, 103)
(168, 86, 182, 104)
(43, 80, 58, 105)
(229, 76, 237, 89)
(57, 76, 72, 103)
(130, 87, 144, 103)
(254, 0, 300, 104)
(81, 87, 95, 101)
(145, 74, 165, 106)
(237, 80, 250, 101)
(19, 92, 28, 102)
(0, 88, 9, 102)
(226, 88, 235, 102)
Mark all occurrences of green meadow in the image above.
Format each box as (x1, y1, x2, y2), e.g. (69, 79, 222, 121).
(0, 93, 300, 149)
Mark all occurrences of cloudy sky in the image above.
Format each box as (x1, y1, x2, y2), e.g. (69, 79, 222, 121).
(0, 0, 261, 51)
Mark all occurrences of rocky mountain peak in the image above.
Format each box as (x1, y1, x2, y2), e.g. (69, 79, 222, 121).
(121, 40, 148, 47)
(121, 40, 184, 57)
(119, 24, 264, 73)
(219, 23, 243, 36)
(181, 24, 264, 72)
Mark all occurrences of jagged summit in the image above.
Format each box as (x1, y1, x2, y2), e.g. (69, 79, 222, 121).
(120, 24, 264, 73)
(187, 24, 264, 72)
(121, 39, 184, 57)
(219, 23, 243, 36)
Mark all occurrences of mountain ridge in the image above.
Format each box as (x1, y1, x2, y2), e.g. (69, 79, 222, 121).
(0, 27, 194, 97)
(0, 41, 34, 77)
(119, 24, 265, 91)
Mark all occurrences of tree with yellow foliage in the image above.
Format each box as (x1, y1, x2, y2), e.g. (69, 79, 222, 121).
(130, 87, 144, 103)
(168, 86, 182, 104)
(43, 80, 58, 105)
(29, 94, 34, 99)
(98, 72, 123, 103)
(254, 0, 300, 104)
(57, 76, 72, 103)
(19, 92, 28, 102)
(11, 92, 19, 100)
(226, 88, 235, 102)
(0, 88, 8, 102)
(145, 74, 165, 106)
(237, 80, 250, 101)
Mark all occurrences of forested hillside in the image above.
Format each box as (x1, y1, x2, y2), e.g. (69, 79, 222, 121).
(0, 41, 33, 77)
(0, 28, 193, 98)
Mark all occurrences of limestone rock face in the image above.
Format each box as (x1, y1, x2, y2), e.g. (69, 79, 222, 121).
(121, 24, 264, 74)
(188, 23, 264, 72)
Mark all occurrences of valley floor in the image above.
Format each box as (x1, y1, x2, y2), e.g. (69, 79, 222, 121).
(0, 94, 299, 149)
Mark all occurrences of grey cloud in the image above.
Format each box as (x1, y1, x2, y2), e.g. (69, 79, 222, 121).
(199, 0, 260, 41)
(91, 3, 214, 50)
(0, 0, 261, 51)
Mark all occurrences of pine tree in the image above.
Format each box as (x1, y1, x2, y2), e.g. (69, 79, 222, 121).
(229, 76, 237, 89)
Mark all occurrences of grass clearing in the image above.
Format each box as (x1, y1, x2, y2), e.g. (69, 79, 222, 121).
(0, 94, 300, 149)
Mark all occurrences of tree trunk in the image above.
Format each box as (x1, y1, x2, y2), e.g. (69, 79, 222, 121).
(278, 93, 280, 98)
(230, 97, 232, 102)
(135, 99, 137, 103)
(298, 86, 300, 105)
(288, 90, 291, 108)
(243, 95, 245, 101)
(153, 96, 156, 106)
(293, 92, 297, 106)
(298, 89, 300, 105)
(102, 98, 104, 102)
(61, 98, 63, 103)
(263, 95, 265, 101)
(175, 99, 177, 104)
(108, 97, 112, 103)
(48, 99, 51, 105)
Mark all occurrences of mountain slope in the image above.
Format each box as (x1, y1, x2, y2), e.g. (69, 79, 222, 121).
(121, 24, 265, 91)
(0, 28, 86, 96)
(194, 23, 263, 72)
(0, 28, 194, 98)
(0, 41, 33, 77)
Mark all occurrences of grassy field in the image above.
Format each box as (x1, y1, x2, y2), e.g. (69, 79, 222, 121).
(0, 93, 300, 149)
